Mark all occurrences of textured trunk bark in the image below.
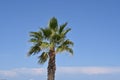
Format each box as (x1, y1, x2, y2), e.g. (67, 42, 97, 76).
(47, 50, 56, 80)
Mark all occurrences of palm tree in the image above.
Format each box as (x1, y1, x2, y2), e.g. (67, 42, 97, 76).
(27, 17, 74, 80)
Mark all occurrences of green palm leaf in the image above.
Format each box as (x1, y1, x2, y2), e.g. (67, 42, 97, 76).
(38, 52, 48, 64)
(40, 28, 52, 39)
(63, 28, 71, 35)
(27, 44, 41, 56)
(63, 39, 74, 46)
(49, 17, 58, 31)
(40, 42, 49, 49)
(59, 22, 67, 34)
(30, 31, 42, 40)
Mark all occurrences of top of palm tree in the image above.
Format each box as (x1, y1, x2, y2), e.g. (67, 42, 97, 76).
(27, 17, 74, 64)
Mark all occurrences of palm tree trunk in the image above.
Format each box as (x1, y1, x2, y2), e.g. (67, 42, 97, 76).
(47, 50, 56, 80)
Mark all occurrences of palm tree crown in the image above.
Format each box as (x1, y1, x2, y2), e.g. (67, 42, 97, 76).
(28, 17, 73, 64)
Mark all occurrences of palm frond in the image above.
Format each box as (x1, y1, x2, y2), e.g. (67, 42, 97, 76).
(29, 38, 38, 43)
(63, 39, 74, 46)
(52, 34, 61, 42)
(38, 52, 48, 64)
(56, 39, 74, 54)
(56, 45, 73, 55)
(64, 28, 71, 35)
(27, 44, 41, 56)
(56, 46, 63, 53)
(49, 17, 58, 31)
(30, 32, 42, 40)
(40, 42, 49, 49)
(59, 22, 67, 34)
(65, 47, 73, 55)
(40, 28, 52, 39)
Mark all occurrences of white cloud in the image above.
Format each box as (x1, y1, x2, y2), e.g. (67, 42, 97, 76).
(0, 67, 120, 78)
(13, 68, 46, 76)
(57, 67, 120, 75)
(0, 68, 46, 77)
(0, 70, 17, 77)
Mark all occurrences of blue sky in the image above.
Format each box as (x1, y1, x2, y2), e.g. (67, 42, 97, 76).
(0, 0, 120, 80)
